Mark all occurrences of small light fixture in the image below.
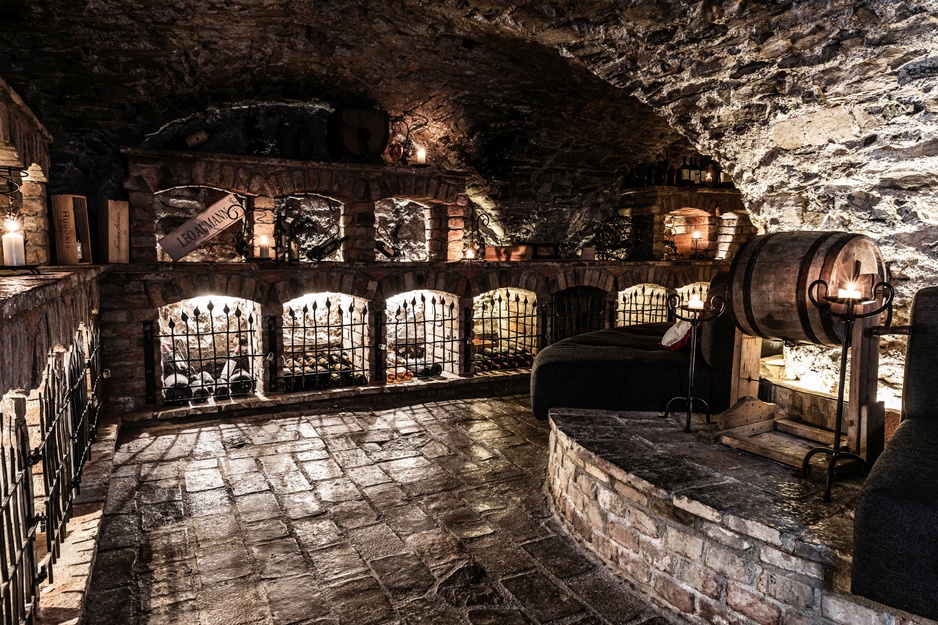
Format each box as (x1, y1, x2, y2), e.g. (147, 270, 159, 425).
(691, 230, 701, 259)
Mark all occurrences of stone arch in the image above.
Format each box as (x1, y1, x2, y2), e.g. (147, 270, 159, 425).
(375, 270, 471, 308)
(545, 267, 617, 296)
(271, 269, 379, 306)
(468, 268, 549, 301)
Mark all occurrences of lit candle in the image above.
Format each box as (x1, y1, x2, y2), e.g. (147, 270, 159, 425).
(464, 248, 475, 260)
(687, 294, 704, 310)
(258, 235, 270, 259)
(692, 230, 702, 240)
(413, 147, 427, 165)
(837, 283, 862, 300)
(2, 220, 25, 266)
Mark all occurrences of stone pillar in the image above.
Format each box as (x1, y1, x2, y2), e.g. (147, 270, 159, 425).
(343, 201, 376, 262)
(447, 195, 468, 261)
(19, 177, 50, 265)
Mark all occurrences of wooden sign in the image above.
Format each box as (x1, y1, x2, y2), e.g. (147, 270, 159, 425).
(100, 200, 130, 263)
(51, 194, 92, 264)
(158, 194, 244, 261)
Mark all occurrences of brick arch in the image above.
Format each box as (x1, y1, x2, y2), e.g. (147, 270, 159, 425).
(546, 267, 617, 296)
(271, 269, 379, 305)
(468, 268, 549, 301)
(375, 270, 471, 308)
(148, 272, 271, 311)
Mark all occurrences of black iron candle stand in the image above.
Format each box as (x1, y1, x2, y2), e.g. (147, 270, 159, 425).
(664, 293, 725, 432)
(800, 279, 894, 501)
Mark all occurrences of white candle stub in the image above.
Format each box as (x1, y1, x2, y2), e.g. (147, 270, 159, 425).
(687, 296, 704, 310)
(837, 287, 862, 299)
(2, 221, 25, 266)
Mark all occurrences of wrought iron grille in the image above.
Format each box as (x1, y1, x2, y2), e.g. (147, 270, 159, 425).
(0, 394, 38, 625)
(618, 283, 670, 326)
(675, 282, 710, 308)
(385, 291, 459, 383)
(281, 294, 370, 392)
(550, 286, 608, 343)
(158, 298, 260, 404)
(35, 320, 103, 585)
(471, 289, 538, 373)
(0, 318, 105, 625)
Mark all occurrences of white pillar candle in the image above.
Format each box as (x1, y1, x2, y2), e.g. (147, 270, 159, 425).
(413, 147, 427, 165)
(687, 294, 704, 310)
(258, 235, 270, 259)
(2, 231, 25, 266)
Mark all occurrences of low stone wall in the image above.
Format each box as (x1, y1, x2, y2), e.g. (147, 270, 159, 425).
(547, 409, 936, 625)
(0, 268, 101, 395)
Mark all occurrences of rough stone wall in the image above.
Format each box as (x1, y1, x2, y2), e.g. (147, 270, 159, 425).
(0, 269, 101, 395)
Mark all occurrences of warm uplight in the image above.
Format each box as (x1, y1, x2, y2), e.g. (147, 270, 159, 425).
(837, 283, 862, 300)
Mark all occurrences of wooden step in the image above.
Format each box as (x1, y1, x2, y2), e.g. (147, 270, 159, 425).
(719, 420, 862, 479)
(775, 418, 836, 446)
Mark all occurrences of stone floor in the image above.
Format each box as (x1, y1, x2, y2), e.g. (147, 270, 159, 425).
(82, 394, 675, 625)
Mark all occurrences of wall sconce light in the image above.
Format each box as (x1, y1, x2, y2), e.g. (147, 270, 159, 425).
(691, 230, 702, 260)
(387, 114, 430, 166)
(464, 205, 491, 261)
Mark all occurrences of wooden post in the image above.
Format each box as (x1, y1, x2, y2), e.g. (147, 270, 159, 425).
(730, 329, 762, 405)
(849, 312, 885, 465)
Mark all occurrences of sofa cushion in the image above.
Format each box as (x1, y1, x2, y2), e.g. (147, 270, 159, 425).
(852, 419, 938, 620)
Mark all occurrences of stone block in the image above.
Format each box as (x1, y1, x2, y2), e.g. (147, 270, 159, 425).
(652, 574, 696, 614)
(727, 582, 782, 625)
(820, 592, 890, 625)
(703, 543, 754, 584)
(672, 494, 721, 523)
(758, 569, 815, 609)
(760, 545, 824, 580)
(627, 506, 660, 538)
(664, 526, 704, 560)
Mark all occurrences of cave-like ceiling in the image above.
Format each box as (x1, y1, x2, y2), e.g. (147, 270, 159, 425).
(0, 1, 689, 200)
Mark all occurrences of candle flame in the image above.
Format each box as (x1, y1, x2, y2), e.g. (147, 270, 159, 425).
(3, 219, 17, 233)
(260, 235, 268, 245)
(465, 249, 475, 259)
(692, 230, 701, 239)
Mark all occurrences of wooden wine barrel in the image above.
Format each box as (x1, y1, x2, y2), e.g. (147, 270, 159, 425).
(728, 231, 886, 346)
(327, 106, 390, 160)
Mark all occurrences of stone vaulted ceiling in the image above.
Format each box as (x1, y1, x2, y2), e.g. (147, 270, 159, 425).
(1, 0, 938, 298)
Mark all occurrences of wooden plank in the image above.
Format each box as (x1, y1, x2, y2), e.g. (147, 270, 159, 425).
(729, 329, 762, 404)
(71, 195, 92, 263)
(718, 418, 775, 440)
(99, 199, 130, 263)
(719, 397, 777, 430)
(720, 429, 812, 468)
(775, 418, 835, 445)
(50, 194, 80, 264)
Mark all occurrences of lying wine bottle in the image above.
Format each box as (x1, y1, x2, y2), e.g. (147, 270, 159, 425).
(306, 236, 349, 261)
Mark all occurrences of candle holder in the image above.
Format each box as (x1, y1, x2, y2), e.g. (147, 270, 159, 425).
(801, 278, 894, 501)
(664, 292, 725, 432)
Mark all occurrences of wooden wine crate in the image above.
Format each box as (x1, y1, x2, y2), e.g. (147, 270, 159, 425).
(100, 199, 130, 263)
(485, 245, 533, 261)
(51, 194, 92, 264)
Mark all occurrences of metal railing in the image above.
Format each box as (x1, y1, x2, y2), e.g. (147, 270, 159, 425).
(385, 292, 459, 383)
(281, 295, 370, 392)
(549, 286, 608, 344)
(471, 289, 538, 373)
(1, 318, 104, 624)
(618, 283, 670, 326)
(155, 299, 259, 404)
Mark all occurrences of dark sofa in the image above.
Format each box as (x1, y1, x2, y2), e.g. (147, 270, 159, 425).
(852, 286, 938, 620)
(531, 274, 737, 420)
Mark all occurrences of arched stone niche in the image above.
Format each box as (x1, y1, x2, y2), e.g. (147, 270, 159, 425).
(122, 148, 468, 264)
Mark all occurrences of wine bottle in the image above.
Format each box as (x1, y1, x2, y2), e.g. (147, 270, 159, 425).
(307, 235, 348, 261)
(680, 158, 690, 186)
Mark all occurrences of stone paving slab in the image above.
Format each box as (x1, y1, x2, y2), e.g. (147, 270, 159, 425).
(82, 395, 678, 625)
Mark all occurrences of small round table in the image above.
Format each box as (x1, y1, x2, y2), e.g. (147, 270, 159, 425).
(663, 293, 725, 433)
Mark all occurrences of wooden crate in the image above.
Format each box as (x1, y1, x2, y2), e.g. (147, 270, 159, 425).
(99, 199, 130, 263)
